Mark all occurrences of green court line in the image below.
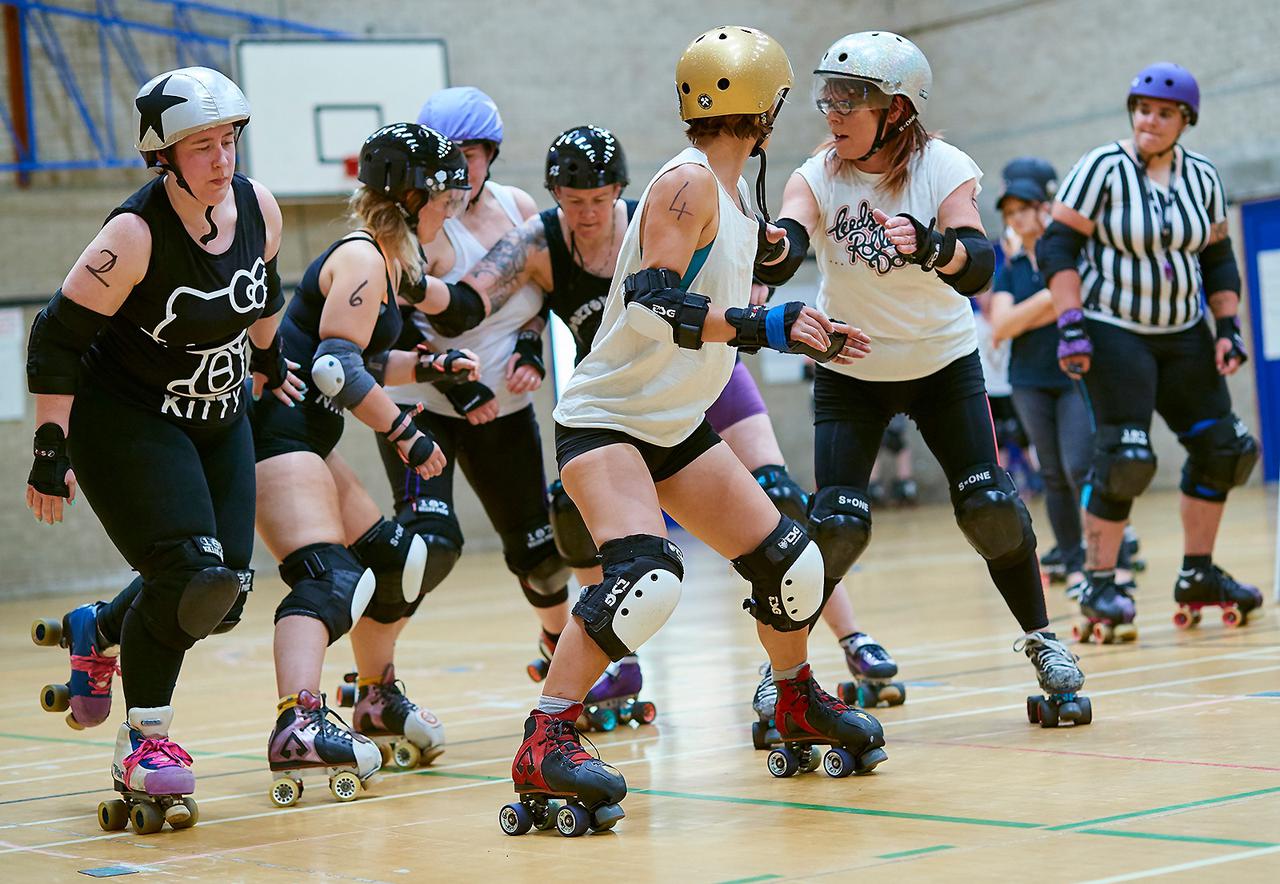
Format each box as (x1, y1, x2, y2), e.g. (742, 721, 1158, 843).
(715, 876, 782, 884)
(1078, 828, 1279, 849)
(1049, 786, 1280, 831)
(876, 844, 956, 859)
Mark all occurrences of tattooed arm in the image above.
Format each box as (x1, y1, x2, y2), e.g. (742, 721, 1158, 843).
(461, 215, 554, 316)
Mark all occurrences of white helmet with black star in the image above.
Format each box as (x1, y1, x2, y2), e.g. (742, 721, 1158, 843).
(133, 66, 250, 162)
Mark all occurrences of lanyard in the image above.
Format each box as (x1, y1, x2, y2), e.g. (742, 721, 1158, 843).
(1135, 146, 1180, 280)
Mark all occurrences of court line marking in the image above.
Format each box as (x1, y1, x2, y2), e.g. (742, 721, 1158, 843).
(1079, 844, 1280, 883)
(1049, 786, 1280, 831)
(715, 876, 783, 884)
(1076, 828, 1278, 849)
(875, 845, 955, 860)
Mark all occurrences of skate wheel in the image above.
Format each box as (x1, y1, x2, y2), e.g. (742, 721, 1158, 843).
(168, 797, 198, 829)
(31, 618, 63, 646)
(591, 803, 625, 831)
(1114, 623, 1138, 643)
(393, 741, 421, 770)
(1026, 695, 1042, 724)
(823, 747, 854, 778)
(838, 681, 857, 704)
(40, 682, 70, 714)
(632, 700, 657, 725)
(767, 747, 798, 778)
(1071, 621, 1087, 643)
(65, 711, 87, 731)
(855, 684, 878, 708)
(270, 776, 301, 807)
(1058, 700, 1081, 722)
(1091, 622, 1112, 644)
(526, 659, 549, 683)
(1076, 696, 1092, 726)
(329, 771, 362, 802)
(337, 684, 356, 708)
(590, 708, 617, 732)
(498, 801, 533, 836)
(556, 803, 591, 837)
(855, 746, 888, 774)
(751, 720, 771, 751)
(1223, 608, 1242, 628)
(98, 799, 128, 832)
(1173, 608, 1194, 630)
(131, 802, 164, 835)
(376, 742, 393, 767)
(1037, 698, 1059, 728)
(881, 683, 906, 706)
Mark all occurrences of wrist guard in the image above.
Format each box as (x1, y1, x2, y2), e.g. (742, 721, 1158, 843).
(29, 423, 72, 497)
(894, 213, 957, 271)
(249, 332, 289, 390)
(512, 329, 546, 378)
(1057, 308, 1093, 367)
(1215, 315, 1248, 366)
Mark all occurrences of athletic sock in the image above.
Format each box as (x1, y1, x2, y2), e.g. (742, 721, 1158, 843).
(536, 695, 576, 715)
(1182, 554, 1211, 572)
(772, 662, 806, 682)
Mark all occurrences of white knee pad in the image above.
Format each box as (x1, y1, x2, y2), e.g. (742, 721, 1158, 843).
(401, 534, 428, 603)
(572, 534, 685, 661)
(735, 517, 828, 631)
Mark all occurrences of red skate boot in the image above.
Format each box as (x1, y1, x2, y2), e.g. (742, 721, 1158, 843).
(770, 664, 888, 778)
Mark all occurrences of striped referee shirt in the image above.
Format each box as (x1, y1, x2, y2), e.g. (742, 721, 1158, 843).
(1056, 142, 1227, 333)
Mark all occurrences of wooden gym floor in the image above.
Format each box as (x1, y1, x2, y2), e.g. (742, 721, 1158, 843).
(1, 487, 1277, 882)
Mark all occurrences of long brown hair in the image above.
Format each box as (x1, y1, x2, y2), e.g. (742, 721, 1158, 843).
(346, 186, 424, 289)
(818, 98, 936, 198)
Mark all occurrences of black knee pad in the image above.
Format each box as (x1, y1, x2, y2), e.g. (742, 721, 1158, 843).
(503, 521, 572, 607)
(1092, 424, 1158, 500)
(275, 543, 375, 644)
(210, 569, 254, 635)
(549, 480, 599, 568)
(351, 518, 429, 624)
(519, 556, 572, 609)
(806, 486, 872, 579)
(132, 536, 242, 651)
(1181, 414, 1259, 501)
(572, 534, 684, 661)
(734, 517, 828, 632)
(399, 532, 462, 619)
(950, 465, 1036, 567)
(751, 464, 811, 523)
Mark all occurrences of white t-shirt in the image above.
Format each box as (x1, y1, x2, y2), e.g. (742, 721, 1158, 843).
(553, 147, 756, 447)
(385, 182, 543, 417)
(797, 139, 982, 382)
(974, 308, 1011, 396)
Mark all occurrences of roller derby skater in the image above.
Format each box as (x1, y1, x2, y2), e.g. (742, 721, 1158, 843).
(501, 26, 881, 836)
(267, 690, 382, 807)
(25, 67, 295, 833)
(1041, 62, 1259, 640)
(98, 705, 198, 834)
(336, 665, 446, 768)
(767, 664, 888, 778)
(576, 656, 656, 732)
(1017, 632, 1091, 727)
(1173, 564, 1263, 629)
(836, 634, 905, 709)
(31, 601, 119, 729)
(771, 32, 1087, 722)
(1073, 574, 1138, 644)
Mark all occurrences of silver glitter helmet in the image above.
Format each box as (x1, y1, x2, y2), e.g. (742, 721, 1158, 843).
(133, 66, 249, 163)
(813, 31, 931, 160)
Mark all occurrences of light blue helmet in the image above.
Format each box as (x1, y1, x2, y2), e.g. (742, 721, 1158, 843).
(416, 86, 504, 157)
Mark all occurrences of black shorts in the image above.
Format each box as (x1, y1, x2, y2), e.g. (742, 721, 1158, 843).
(250, 388, 345, 462)
(555, 420, 721, 482)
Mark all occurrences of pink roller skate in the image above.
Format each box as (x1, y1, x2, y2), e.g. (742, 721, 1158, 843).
(31, 602, 119, 729)
(98, 705, 197, 835)
(267, 690, 381, 807)
(338, 665, 445, 769)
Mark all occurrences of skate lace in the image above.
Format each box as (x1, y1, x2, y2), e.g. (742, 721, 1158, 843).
(753, 663, 776, 707)
(71, 652, 119, 696)
(1013, 634, 1079, 679)
(125, 736, 193, 770)
(304, 695, 355, 745)
(545, 718, 597, 764)
(856, 643, 893, 666)
(375, 680, 417, 720)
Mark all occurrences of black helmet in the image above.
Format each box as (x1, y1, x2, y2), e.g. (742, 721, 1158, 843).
(544, 125, 628, 193)
(357, 122, 470, 205)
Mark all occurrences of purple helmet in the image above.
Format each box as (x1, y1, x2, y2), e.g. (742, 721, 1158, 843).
(417, 86, 504, 155)
(1128, 62, 1199, 125)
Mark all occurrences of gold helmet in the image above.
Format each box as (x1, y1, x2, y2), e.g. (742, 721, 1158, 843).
(675, 26, 793, 124)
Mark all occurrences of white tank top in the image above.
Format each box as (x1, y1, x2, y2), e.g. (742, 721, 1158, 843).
(553, 147, 756, 447)
(797, 139, 982, 382)
(385, 181, 543, 417)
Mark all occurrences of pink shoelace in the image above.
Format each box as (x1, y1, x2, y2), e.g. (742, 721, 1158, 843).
(123, 736, 194, 780)
(71, 652, 120, 696)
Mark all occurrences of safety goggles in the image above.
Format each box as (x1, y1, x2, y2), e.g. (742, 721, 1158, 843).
(812, 76, 892, 115)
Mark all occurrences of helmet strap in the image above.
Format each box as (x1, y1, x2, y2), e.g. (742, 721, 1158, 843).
(754, 147, 772, 223)
(856, 103, 918, 162)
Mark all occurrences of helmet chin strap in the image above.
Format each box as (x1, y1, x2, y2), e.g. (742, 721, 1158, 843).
(855, 104, 919, 162)
(158, 159, 221, 245)
(752, 111, 778, 221)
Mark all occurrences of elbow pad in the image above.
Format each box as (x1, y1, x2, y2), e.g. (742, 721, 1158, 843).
(429, 281, 487, 337)
(622, 267, 709, 350)
(753, 218, 810, 287)
(1036, 221, 1088, 284)
(27, 289, 110, 394)
(1200, 237, 1241, 294)
(311, 337, 377, 410)
(937, 228, 996, 296)
(263, 255, 285, 317)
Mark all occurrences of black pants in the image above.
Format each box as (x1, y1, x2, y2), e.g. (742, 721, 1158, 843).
(376, 405, 559, 587)
(1011, 384, 1091, 563)
(814, 351, 1047, 632)
(69, 376, 255, 709)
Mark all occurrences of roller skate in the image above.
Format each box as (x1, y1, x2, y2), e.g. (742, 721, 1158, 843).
(98, 706, 197, 834)
(1074, 574, 1137, 644)
(31, 602, 119, 730)
(337, 665, 445, 769)
(1172, 564, 1263, 629)
(1016, 631, 1091, 727)
(767, 664, 888, 778)
(267, 690, 381, 807)
(837, 634, 906, 708)
(890, 478, 918, 507)
(499, 704, 626, 837)
(1121, 525, 1146, 573)
(1040, 546, 1066, 583)
(526, 629, 558, 683)
(577, 656, 655, 732)
(750, 662, 779, 750)
(867, 481, 886, 507)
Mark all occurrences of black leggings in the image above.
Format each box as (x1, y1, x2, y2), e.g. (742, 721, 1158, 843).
(68, 377, 255, 709)
(1011, 384, 1091, 560)
(814, 352, 1047, 632)
(376, 405, 561, 595)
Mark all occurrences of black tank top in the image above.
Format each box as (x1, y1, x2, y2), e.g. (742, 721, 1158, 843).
(83, 173, 271, 427)
(541, 198, 638, 363)
(282, 234, 401, 408)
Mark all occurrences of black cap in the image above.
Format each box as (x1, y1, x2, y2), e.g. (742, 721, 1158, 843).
(996, 177, 1050, 209)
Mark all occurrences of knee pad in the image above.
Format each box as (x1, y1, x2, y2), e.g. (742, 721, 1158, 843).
(1091, 425, 1158, 501)
(401, 532, 461, 619)
(133, 536, 242, 651)
(751, 464, 811, 523)
(734, 517, 827, 632)
(519, 554, 572, 609)
(1181, 414, 1259, 501)
(549, 480, 599, 568)
(275, 543, 375, 644)
(210, 569, 254, 635)
(571, 534, 684, 661)
(351, 518, 429, 625)
(503, 521, 572, 607)
(950, 465, 1036, 566)
(807, 486, 872, 579)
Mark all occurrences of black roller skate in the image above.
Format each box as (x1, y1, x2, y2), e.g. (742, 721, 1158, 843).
(768, 664, 887, 778)
(577, 657, 655, 732)
(750, 663, 779, 750)
(1173, 564, 1263, 630)
(526, 629, 558, 683)
(890, 478, 918, 507)
(1121, 525, 1146, 573)
(1016, 632, 1091, 728)
(1074, 574, 1137, 644)
(1040, 546, 1066, 584)
(499, 704, 626, 838)
(837, 634, 905, 708)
